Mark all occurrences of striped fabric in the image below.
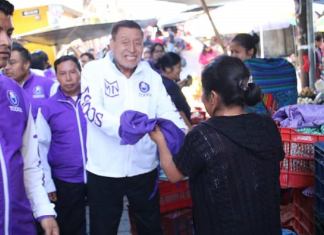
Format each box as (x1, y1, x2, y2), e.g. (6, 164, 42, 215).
(244, 58, 298, 114)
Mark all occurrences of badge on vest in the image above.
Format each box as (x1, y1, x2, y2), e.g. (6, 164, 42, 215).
(32, 85, 45, 98)
(139, 81, 151, 97)
(7, 90, 22, 112)
(105, 80, 119, 97)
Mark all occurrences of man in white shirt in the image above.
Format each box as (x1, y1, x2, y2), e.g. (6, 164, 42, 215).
(81, 20, 186, 234)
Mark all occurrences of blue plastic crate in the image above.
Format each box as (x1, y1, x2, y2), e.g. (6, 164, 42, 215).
(315, 142, 324, 219)
(316, 142, 324, 182)
(315, 178, 324, 218)
(316, 215, 324, 235)
(281, 229, 296, 235)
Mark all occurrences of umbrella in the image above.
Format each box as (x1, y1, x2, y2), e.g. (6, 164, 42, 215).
(211, 0, 296, 34)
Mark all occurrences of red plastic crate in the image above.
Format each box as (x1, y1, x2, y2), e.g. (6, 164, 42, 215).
(292, 189, 315, 235)
(191, 107, 206, 125)
(159, 180, 192, 214)
(162, 208, 193, 235)
(279, 128, 324, 188)
(129, 208, 193, 235)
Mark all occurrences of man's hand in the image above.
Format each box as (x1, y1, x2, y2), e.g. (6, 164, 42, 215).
(48, 192, 57, 202)
(40, 217, 59, 235)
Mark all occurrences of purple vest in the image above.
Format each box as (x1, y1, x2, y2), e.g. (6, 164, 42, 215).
(0, 75, 36, 235)
(41, 87, 87, 183)
(23, 72, 54, 118)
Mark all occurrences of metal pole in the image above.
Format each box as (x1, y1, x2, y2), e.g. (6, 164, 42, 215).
(200, 0, 227, 54)
(306, 0, 315, 89)
(259, 24, 264, 58)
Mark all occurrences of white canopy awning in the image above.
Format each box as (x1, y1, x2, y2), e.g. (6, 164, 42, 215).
(157, 0, 240, 6)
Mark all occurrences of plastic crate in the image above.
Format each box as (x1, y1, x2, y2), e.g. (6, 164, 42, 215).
(292, 190, 315, 235)
(280, 128, 324, 188)
(162, 208, 193, 235)
(315, 142, 324, 219)
(129, 180, 192, 235)
(159, 180, 192, 214)
(315, 215, 324, 235)
(129, 208, 193, 235)
(190, 107, 206, 125)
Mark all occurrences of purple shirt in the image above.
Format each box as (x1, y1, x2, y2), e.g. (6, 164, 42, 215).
(23, 72, 54, 117)
(0, 75, 36, 235)
(273, 104, 324, 128)
(40, 87, 87, 183)
(44, 68, 56, 81)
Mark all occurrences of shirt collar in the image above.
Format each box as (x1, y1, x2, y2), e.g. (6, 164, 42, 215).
(57, 86, 81, 103)
(22, 71, 34, 87)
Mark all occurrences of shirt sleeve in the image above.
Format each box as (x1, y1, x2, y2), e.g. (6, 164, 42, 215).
(164, 81, 191, 120)
(35, 108, 56, 193)
(155, 76, 187, 131)
(80, 64, 120, 138)
(22, 108, 56, 218)
(174, 128, 206, 177)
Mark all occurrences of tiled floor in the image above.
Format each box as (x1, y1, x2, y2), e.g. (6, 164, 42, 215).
(117, 200, 131, 235)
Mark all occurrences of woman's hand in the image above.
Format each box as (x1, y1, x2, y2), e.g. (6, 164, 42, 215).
(150, 125, 184, 183)
(149, 125, 165, 145)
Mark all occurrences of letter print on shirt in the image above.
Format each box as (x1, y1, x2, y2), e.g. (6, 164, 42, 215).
(104, 80, 119, 97)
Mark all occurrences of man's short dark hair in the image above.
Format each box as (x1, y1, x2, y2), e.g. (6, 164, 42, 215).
(12, 46, 31, 63)
(30, 51, 48, 70)
(111, 20, 143, 40)
(316, 34, 323, 42)
(81, 52, 95, 61)
(54, 55, 81, 73)
(0, 0, 14, 15)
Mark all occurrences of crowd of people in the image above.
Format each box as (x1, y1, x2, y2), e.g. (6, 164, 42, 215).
(0, 0, 295, 234)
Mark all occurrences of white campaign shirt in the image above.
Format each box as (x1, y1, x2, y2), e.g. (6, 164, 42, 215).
(81, 53, 187, 177)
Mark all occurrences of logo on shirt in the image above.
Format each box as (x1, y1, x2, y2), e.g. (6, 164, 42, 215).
(32, 85, 45, 98)
(139, 81, 150, 93)
(7, 90, 22, 112)
(105, 80, 119, 97)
